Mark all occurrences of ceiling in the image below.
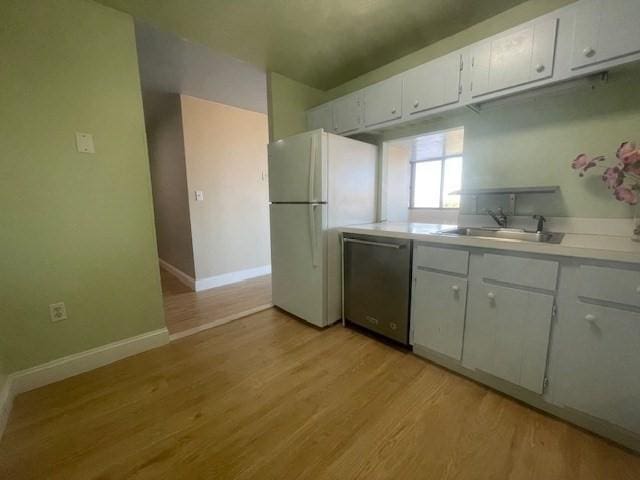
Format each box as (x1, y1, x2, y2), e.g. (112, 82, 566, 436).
(98, 0, 530, 90)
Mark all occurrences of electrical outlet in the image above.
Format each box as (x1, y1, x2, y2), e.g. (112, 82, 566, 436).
(49, 302, 67, 322)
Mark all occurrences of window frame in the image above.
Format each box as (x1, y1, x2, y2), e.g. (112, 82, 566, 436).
(409, 128, 463, 210)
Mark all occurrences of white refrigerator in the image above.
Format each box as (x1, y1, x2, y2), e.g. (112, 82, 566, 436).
(268, 129, 377, 327)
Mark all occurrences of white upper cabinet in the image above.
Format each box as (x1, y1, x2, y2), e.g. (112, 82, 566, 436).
(363, 76, 403, 127)
(306, 103, 334, 132)
(403, 52, 463, 116)
(332, 92, 363, 134)
(470, 16, 558, 98)
(570, 0, 640, 71)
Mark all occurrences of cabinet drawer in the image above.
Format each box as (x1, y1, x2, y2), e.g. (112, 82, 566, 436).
(481, 253, 558, 291)
(578, 265, 640, 308)
(414, 244, 468, 275)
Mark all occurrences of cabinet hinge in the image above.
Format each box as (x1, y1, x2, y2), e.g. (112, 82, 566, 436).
(460, 56, 464, 71)
(470, 81, 473, 92)
(458, 84, 463, 95)
(471, 56, 475, 67)
(552, 302, 557, 320)
(543, 376, 550, 393)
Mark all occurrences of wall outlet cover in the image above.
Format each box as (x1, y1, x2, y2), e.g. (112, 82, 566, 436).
(49, 302, 67, 322)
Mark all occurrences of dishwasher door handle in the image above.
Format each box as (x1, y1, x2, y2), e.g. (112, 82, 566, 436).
(343, 238, 403, 249)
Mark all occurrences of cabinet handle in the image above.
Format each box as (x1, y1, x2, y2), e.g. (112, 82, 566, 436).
(585, 314, 596, 322)
(535, 64, 545, 73)
(413, 101, 420, 109)
(583, 47, 596, 58)
(451, 285, 460, 292)
(487, 291, 495, 300)
(391, 108, 397, 114)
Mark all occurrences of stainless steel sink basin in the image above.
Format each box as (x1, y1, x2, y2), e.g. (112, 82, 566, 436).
(437, 227, 564, 244)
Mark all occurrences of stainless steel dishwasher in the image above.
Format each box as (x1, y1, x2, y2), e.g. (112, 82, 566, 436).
(343, 234, 412, 345)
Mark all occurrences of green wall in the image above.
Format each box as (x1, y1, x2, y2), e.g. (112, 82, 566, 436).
(267, 72, 327, 141)
(1, 0, 166, 372)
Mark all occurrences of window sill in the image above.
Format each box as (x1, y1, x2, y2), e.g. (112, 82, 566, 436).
(409, 208, 460, 211)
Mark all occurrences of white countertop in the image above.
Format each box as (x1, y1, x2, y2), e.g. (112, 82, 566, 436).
(339, 222, 640, 265)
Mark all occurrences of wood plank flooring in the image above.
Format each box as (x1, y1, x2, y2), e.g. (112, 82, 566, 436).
(1, 307, 639, 479)
(160, 268, 272, 335)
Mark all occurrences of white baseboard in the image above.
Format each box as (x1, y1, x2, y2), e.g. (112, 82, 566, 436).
(159, 259, 195, 290)
(169, 304, 273, 341)
(195, 265, 271, 292)
(0, 377, 13, 440)
(0, 328, 169, 440)
(10, 328, 170, 395)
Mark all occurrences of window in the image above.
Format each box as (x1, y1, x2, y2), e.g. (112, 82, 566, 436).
(410, 128, 463, 209)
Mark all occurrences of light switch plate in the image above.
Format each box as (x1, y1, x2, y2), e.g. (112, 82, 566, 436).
(195, 190, 204, 202)
(76, 132, 95, 154)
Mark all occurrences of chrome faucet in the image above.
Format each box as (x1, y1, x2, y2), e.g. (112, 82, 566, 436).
(533, 214, 546, 233)
(486, 207, 508, 228)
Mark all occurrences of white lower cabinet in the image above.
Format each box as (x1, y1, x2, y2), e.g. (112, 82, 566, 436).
(463, 282, 554, 394)
(411, 269, 467, 360)
(554, 301, 640, 433)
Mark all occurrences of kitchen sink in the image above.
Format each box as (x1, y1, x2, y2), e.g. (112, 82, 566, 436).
(437, 227, 564, 244)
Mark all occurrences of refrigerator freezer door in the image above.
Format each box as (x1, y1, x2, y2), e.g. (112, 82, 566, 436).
(268, 130, 327, 203)
(270, 203, 327, 327)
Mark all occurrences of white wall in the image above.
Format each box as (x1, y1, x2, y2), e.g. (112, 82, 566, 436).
(144, 93, 196, 276)
(180, 95, 271, 280)
(384, 143, 411, 222)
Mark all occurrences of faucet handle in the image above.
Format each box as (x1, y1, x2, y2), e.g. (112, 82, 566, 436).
(533, 214, 547, 233)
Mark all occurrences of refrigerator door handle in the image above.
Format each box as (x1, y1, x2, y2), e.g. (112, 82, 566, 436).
(308, 134, 317, 203)
(309, 204, 319, 268)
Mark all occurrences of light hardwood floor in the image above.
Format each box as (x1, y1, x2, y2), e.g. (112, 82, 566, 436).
(1, 308, 639, 479)
(160, 268, 272, 335)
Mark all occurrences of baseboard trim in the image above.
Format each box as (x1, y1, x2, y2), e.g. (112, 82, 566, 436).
(169, 304, 273, 341)
(159, 259, 195, 290)
(10, 328, 170, 396)
(0, 327, 170, 441)
(195, 265, 271, 292)
(0, 377, 13, 440)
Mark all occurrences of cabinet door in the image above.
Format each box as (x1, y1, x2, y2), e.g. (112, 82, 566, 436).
(332, 93, 362, 134)
(463, 282, 554, 393)
(411, 270, 467, 360)
(404, 53, 462, 116)
(571, 0, 640, 70)
(554, 302, 640, 433)
(306, 103, 334, 132)
(471, 17, 558, 98)
(363, 76, 402, 127)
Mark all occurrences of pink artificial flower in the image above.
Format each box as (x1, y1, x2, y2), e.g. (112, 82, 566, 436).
(616, 142, 638, 164)
(613, 185, 638, 205)
(602, 166, 624, 189)
(572, 154, 604, 176)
